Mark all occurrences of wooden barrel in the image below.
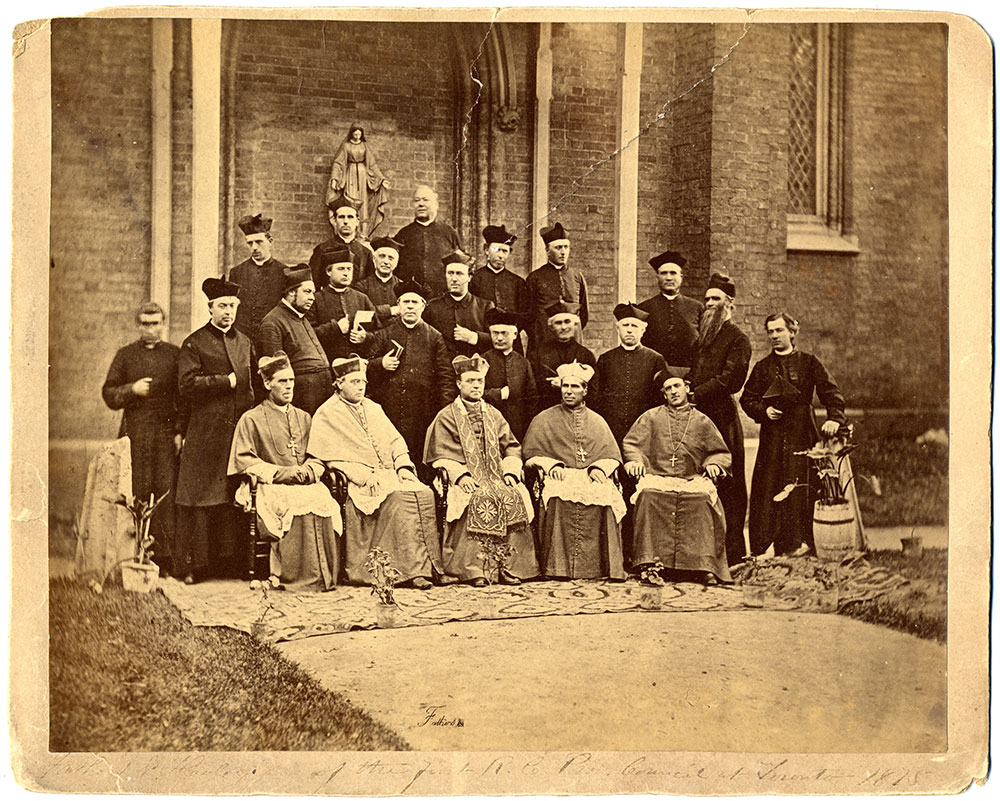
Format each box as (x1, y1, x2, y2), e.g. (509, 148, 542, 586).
(813, 501, 855, 562)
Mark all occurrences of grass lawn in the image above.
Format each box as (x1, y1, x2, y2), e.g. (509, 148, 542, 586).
(49, 578, 409, 751)
(850, 437, 947, 527)
(837, 548, 947, 643)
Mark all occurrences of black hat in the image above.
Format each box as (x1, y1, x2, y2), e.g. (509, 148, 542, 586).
(370, 236, 404, 253)
(394, 278, 429, 301)
(327, 194, 359, 213)
(282, 265, 313, 291)
(612, 303, 650, 323)
(649, 251, 687, 271)
(544, 300, 581, 320)
(654, 365, 690, 386)
(485, 308, 522, 329)
(202, 277, 241, 301)
(441, 249, 473, 268)
(237, 214, 272, 236)
(319, 247, 355, 270)
(258, 351, 292, 380)
(540, 222, 569, 245)
(482, 224, 517, 246)
(708, 272, 736, 299)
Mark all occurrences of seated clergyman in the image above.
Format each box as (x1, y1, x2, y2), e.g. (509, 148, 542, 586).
(228, 352, 342, 591)
(306, 356, 454, 590)
(423, 354, 539, 587)
(521, 362, 627, 580)
(622, 368, 732, 584)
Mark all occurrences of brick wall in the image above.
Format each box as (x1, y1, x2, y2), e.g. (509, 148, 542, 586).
(547, 23, 620, 353)
(50, 18, 154, 441)
(783, 24, 948, 408)
(230, 20, 464, 271)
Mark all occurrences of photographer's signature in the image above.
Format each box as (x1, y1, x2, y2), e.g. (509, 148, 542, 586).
(418, 703, 465, 727)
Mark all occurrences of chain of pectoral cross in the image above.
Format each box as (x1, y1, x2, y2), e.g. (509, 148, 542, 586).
(665, 408, 694, 469)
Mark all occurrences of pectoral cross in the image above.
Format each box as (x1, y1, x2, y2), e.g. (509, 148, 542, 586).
(287, 436, 299, 458)
(576, 446, 588, 463)
(669, 454, 679, 467)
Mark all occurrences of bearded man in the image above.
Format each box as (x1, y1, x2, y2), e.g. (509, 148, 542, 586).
(423, 355, 539, 586)
(522, 362, 626, 580)
(256, 266, 333, 415)
(688, 273, 752, 564)
(623, 370, 732, 584)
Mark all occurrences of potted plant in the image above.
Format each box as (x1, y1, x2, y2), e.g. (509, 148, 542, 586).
(365, 547, 402, 628)
(773, 426, 876, 562)
(249, 575, 280, 638)
(112, 491, 169, 592)
(472, 532, 516, 618)
(637, 558, 666, 610)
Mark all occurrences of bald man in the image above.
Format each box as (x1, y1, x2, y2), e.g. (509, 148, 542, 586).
(394, 185, 462, 298)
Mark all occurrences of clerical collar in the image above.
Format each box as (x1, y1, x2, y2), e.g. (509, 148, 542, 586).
(495, 347, 513, 357)
(548, 262, 564, 271)
(210, 321, 233, 335)
(330, 285, 349, 294)
(661, 292, 679, 300)
(375, 274, 394, 283)
(486, 263, 504, 274)
(282, 299, 305, 318)
(620, 343, 640, 352)
(449, 292, 469, 303)
(667, 401, 692, 413)
(339, 395, 363, 408)
(251, 257, 268, 267)
(415, 218, 435, 227)
(774, 346, 795, 356)
(141, 340, 161, 350)
(265, 398, 290, 412)
(401, 319, 420, 329)
(338, 233, 356, 244)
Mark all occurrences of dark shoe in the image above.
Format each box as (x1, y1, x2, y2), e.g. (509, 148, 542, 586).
(433, 573, 459, 586)
(411, 577, 432, 590)
(498, 571, 521, 586)
(470, 577, 488, 588)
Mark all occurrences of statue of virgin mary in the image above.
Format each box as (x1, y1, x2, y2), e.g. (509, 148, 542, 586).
(326, 124, 390, 239)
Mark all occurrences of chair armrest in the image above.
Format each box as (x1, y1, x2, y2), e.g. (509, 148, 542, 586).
(523, 463, 544, 504)
(320, 466, 349, 505)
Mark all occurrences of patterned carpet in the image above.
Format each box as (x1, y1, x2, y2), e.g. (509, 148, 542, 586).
(159, 576, 746, 642)
(159, 554, 908, 643)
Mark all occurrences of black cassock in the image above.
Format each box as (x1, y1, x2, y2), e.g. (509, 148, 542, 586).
(483, 348, 538, 441)
(740, 349, 846, 556)
(470, 266, 530, 354)
(364, 319, 457, 464)
(102, 339, 181, 569)
(592, 345, 666, 446)
(689, 320, 753, 564)
(306, 285, 377, 362)
(423, 292, 493, 360)
(228, 257, 287, 339)
(532, 339, 598, 410)
(638, 293, 703, 368)
(356, 273, 400, 328)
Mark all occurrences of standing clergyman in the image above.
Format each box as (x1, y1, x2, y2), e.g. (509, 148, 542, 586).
(688, 272, 752, 564)
(639, 251, 703, 371)
(525, 222, 588, 354)
(229, 213, 287, 340)
(740, 312, 846, 557)
(522, 362, 627, 580)
(175, 278, 255, 584)
(102, 301, 181, 575)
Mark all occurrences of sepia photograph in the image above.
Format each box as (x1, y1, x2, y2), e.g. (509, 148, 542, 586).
(10, 3, 991, 795)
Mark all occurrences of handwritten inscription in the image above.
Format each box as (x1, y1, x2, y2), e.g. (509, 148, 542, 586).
(417, 703, 465, 727)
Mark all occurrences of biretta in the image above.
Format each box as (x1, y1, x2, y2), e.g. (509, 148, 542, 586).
(556, 361, 595, 385)
(540, 222, 568, 244)
(370, 236, 404, 253)
(332, 355, 368, 379)
(482, 224, 517, 246)
(654, 364, 691, 386)
(485, 308, 522, 330)
(545, 300, 581, 321)
(202, 277, 241, 300)
(612, 302, 650, 323)
(441, 249, 473, 268)
(319, 246, 354, 269)
(258, 351, 291, 380)
(452, 354, 489, 378)
(282, 265, 313, 291)
(649, 251, 687, 271)
(327, 194, 359, 213)
(393, 278, 429, 301)
(238, 214, 272, 236)
(708, 272, 737, 298)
